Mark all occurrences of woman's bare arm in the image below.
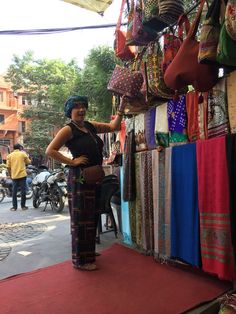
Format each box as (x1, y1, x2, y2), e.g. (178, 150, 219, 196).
(46, 126, 88, 167)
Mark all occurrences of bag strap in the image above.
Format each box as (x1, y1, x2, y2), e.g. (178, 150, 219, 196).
(188, 0, 206, 39)
(206, 0, 221, 23)
(116, 0, 127, 31)
(177, 14, 191, 40)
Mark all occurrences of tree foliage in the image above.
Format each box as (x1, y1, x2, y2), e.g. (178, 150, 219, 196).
(76, 46, 118, 121)
(5, 47, 117, 154)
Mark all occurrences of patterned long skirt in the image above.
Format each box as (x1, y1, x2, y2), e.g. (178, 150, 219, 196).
(67, 167, 100, 267)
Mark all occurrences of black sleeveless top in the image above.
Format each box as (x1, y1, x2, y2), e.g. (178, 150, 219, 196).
(65, 121, 104, 166)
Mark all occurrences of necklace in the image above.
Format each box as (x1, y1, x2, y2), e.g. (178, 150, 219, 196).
(71, 120, 87, 132)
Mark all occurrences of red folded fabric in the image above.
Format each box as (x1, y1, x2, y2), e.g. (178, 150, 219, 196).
(196, 136, 235, 281)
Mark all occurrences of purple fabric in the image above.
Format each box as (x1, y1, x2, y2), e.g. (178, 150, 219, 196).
(167, 95, 187, 133)
(145, 107, 157, 150)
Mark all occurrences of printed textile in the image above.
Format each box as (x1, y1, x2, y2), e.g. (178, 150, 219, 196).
(140, 151, 154, 253)
(207, 78, 230, 138)
(197, 136, 235, 281)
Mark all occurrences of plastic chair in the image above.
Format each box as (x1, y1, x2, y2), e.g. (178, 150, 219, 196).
(96, 176, 120, 243)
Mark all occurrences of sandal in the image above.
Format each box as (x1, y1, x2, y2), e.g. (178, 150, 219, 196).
(77, 263, 98, 271)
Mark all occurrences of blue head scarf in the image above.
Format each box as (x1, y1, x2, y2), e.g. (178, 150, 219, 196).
(64, 95, 88, 118)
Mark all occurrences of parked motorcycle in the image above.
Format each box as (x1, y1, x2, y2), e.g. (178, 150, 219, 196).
(0, 174, 34, 203)
(32, 169, 67, 212)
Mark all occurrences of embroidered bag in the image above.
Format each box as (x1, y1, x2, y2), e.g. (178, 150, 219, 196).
(132, 0, 157, 45)
(107, 65, 144, 97)
(225, 0, 236, 41)
(164, 0, 219, 92)
(198, 0, 221, 64)
(162, 16, 190, 74)
(146, 41, 176, 99)
(143, 0, 169, 31)
(143, 0, 184, 31)
(158, 0, 184, 25)
(217, 21, 236, 67)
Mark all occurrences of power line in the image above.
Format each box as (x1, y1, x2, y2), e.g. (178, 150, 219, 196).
(0, 23, 127, 36)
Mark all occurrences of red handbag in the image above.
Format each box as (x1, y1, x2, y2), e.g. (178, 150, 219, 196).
(164, 0, 219, 92)
(107, 65, 144, 97)
(114, 0, 135, 61)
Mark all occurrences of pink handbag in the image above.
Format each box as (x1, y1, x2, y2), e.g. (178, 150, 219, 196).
(107, 65, 144, 97)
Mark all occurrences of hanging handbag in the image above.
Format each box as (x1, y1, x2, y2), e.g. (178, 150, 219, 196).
(216, 20, 236, 67)
(145, 41, 176, 99)
(142, 0, 169, 31)
(198, 0, 221, 64)
(225, 0, 236, 41)
(132, 0, 157, 45)
(161, 16, 190, 74)
(164, 0, 219, 92)
(107, 65, 144, 97)
(143, 0, 184, 31)
(158, 0, 184, 25)
(114, 0, 135, 60)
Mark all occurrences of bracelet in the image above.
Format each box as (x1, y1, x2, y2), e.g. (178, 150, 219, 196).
(117, 110, 124, 117)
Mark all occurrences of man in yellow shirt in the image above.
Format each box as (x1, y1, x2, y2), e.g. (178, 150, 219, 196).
(6, 144, 31, 211)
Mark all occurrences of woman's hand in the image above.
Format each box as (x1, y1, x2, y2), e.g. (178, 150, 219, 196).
(118, 95, 130, 112)
(71, 155, 89, 167)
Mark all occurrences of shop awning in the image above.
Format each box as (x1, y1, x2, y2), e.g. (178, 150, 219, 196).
(61, 0, 113, 15)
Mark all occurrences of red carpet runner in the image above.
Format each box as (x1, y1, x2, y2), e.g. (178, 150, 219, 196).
(0, 244, 232, 314)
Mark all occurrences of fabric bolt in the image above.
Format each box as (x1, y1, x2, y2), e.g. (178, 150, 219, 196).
(123, 129, 136, 202)
(154, 102, 169, 147)
(129, 152, 143, 249)
(67, 167, 99, 267)
(120, 163, 132, 245)
(226, 70, 236, 134)
(171, 143, 200, 267)
(186, 91, 208, 142)
(152, 149, 170, 258)
(207, 78, 230, 138)
(140, 151, 154, 253)
(164, 147, 172, 258)
(134, 113, 148, 151)
(196, 136, 235, 281)
(225, 134, 236, 262)
(135, 152, 143, 249)
(167, 95, 187, 133)
(169, 132, 188, 145)
(145, 107, 157, 150)
(198, 94, 209, 140)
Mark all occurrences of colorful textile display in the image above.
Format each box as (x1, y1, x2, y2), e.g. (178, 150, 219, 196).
(129, 152, 143, 249)
(62, 0, 112, 14)
(167, 95, 187, 133)
(152, 149, 171, 258)
(186, 91, 208, 142)
(154, 102, 169, 147)
(123, 129, 136, 202)
(225, 134, 236, 262)
(207, 78, 230, 138)
(226, 70, 236, 134)
(196, 136, 235, 281)
(145, 107, 157, 150)
(167, 95, 188, 145)
(120, 161, 132, 246)
(134, 113, 148, 151)
(171, 143, 200, 267)
(140, 151, 154, 253)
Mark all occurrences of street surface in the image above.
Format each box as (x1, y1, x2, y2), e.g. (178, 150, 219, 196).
(0, 196, 118, 279)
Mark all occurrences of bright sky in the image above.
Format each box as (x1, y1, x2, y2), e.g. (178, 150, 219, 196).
(0, 0, 122, 74)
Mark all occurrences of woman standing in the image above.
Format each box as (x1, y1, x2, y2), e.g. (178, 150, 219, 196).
(46, 95, 127, 271)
